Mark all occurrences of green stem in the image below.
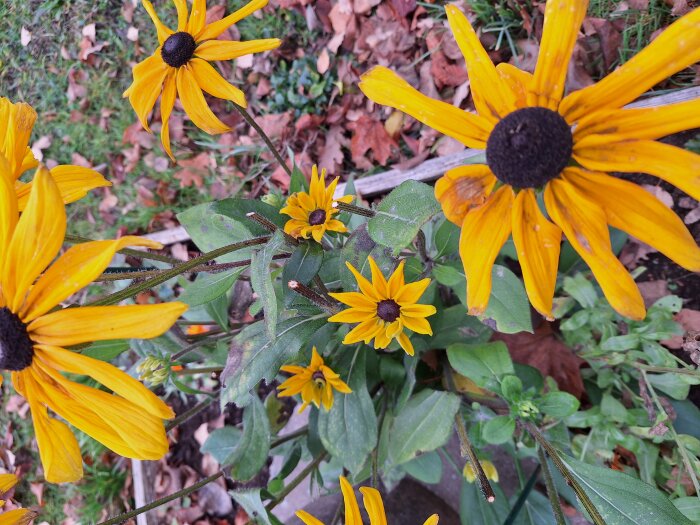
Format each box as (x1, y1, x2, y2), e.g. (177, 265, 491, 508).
(166, 395, 216, 432)
(64, 234, 181, 265)
(635, 364, 700, 377)
(88, 236, 270, 306)
(270, 426, 309, 449)
(246, 211, 299, 246)
(503, 463, 541, 525)
(265, 452, 328, 511)
(97, 470, 224, 525)
(232, 103, 292, 177)
(174, 366, 223, 376)
(171, 333, 234, 362)
(537, 445, 566, 525)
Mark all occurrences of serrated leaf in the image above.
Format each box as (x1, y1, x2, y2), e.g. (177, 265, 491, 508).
(250, 231, 285, 340)
(368, 180, 441, 253)
(225, 396, 271, 481)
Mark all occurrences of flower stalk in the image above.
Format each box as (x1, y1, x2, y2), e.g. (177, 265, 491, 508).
(232, 102, 292, 177)
(288, 280, 337, 313)
(333, 201, 375, 217)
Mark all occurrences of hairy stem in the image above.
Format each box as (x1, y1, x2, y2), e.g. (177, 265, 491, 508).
(232, 102, 292, 177)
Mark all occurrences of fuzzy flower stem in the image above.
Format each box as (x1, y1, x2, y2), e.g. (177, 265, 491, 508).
(232, 102, 292, 177)
(537, 445, 566, 525)
(246, 212, 299, 246)
(288, 280, 337, 313)
(166, 394, 217, 432)
(333, 201, 375, 217)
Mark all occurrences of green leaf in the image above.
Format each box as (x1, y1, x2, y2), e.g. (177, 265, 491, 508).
(318, 350, 378, 473)
(82, 340, 130, 361)
(500, 375, 523, 402)
(388, 389, 460, 467)
(648, 373, 697, 400)
(403, 450, 443, 484)
(427, 304, 493, 349)
(560, 454, 694, 525)
(206, 293, 230, 330)
(225, 396, 271, 481)
(250, 231, 285, 340)
(221, 315, 327, 407)
(563, 273, 598, 308)
(481, 415, 515, 444)
(367, 180, 441, 253)
(434, 218, 460, 258)
(447, 341, 514, 389)
(600, 334, 641, 352)
(201, 426, 242, 464)
(460, 478, 510, 525)
(339, 224, 395, 291)
(289, 163, 308, 193)
(673, 497, 700, 522)
(179, 267, 245, 307)
(481, 265, 533, 334)
(282, 241, 324, 306)
(601, 393, 628, 422)
(229, 489, 273, 525)
(539, 391, 580, 418)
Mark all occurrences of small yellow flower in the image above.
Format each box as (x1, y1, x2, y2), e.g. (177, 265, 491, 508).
(297, 476, 439, 525)
(280, 165, 353, 243)
(0, 97, 110, 209)
(463, 460, 499, 483)
(277, 347, 351, 413)
(124, 0, 281, 158)
(328, 257, 436, 356)
(0, 166, 187, 483)
(0, 473, 35, 524)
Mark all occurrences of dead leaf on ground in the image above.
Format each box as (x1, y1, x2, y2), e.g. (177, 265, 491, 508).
(319, 125, 347, 173)
(662, 309, 700, 349)
(175, 153, 215, 188)
(349, 114, 396, 169)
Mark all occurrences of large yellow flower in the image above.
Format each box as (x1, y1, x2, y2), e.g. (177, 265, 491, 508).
(297, 476, 439, 525)
(0, 97, 110, 210)
(0, 474, 33, 525)
(359, 2, 700, 321)
(328, 257, 436, 356)
(124, 0, 281, 158)
(280, 165, 353, 242)
(277, 347, 352, 412)
(0, 164, 187, 483)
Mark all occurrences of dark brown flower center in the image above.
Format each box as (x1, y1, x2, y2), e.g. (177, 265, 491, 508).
(485, 107, 573, 189)
(308, 209, 327, 226)
(376, 299, 400, 323)
(161, 32, 197, 68)
(0, 307, 34, 371)
(312, 370, 326, 387)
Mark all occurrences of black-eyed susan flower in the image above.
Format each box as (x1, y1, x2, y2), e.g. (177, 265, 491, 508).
(0, 97, 110, 210)
(277, 347, 351, 412)
(463, 460, 499, 484)
(280, 165, 353, 243)
(297, 476, 439, 525)
(0, 474, 34, 524)
(328, 257, 436, 356)
(359, 2, 700, 321)
(124, 0, 281, 158)
(0, 166, 187, 483)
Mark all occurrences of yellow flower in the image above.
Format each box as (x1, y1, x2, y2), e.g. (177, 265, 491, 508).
(0, 165, 188, 483)
(280, 165, 353, 243)
(0, 473, 34, 524)
(463, 460, 499, 483)
(328, 257, 436, 356)
(277, 347, 351, 412)
(0, 97, 110, 210)
(297, 476, 439, 525)
(124, 0, 281, 158)
(359, 2, 700, 321)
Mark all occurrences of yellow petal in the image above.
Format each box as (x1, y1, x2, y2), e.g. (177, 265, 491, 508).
(189, 58, 247, 107)
(195, 38, 281, 61)
(0, 98, 37, 179)
(496, 62, 532, 108)
(125, 52, 169, 133)
(295, 511, 325, 525)
(0, 508, 35, 525)
(197, 0, 269, 40)
(359, 66, 492, 148)
(20, 145, 39, 174)
(560, 7, 700, 122)
(460, 186, 514, 316)
(186, 0, 207, 36)
(511, 189, 562, 320)
(21, 236, 161, 322)
(35, 346, 174, 419)
(401, 315, 432, 335)
(339, 477, 363, 525)
(3, 167, 65, 313)
(160, 71, 178, 160)
(528, 0, 588, 109)
(445, 5, 517, 121)
(0, 157, 18, 274)
(544, 175, 645, 320)
(387, 260, 406, 297)
(28, 303, 188, 347)
(142, 0, 174, 44)
(397, 331, 415, 356)
(176, 66, 230, 134)
(343, 261, 381, 301)
(395, 278, 431, 304)
(434, 165, 497, 226)
(574, 98, 700, 142)
(360, 487, 388, 525)
(310, 347, 323, 369)
(423, 515, 440, 525)
(400, 304, 437, 318)
(328, 291, 376, 310)
(564, 168, 700, 271)
(173, 0, 188, 31)
(368, 256, 390, 298)
(327, 308, 376, 324)
(0, 474, 18, 493)
(573, 138, 700, 201)
(343, 319, 383, 345)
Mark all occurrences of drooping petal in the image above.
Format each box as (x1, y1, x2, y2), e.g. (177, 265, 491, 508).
(397, 331, 415, 356)
(360, 486, 388, 525)
(197, 0, 269, 41)
(560, 7, 700, 122)
(3, 167, 65, 313)
(359, 66, 492, 148)
(0, 473, 18, 493)
(343, 319, 383, 345)
(573, 138, 700, 201)
(0, 508, 34, 525)
(434, 165, 497, 226)
(445, 5, 517, 121)
(544, 175, 645, 320)
(0, 98, 37, 179)
(511, 189, 562, 319)
(159, 71, 178, 160)
(22, 236, 162, 322)
(173, 0, 188, 31)
(35, 346, 174, 419)
(189, 58, 247, 106)
(142, 0, 174, 44)
(401, 315, 433, 335)
(125, 53, 169, 132)
(528, 0, 589, 109)
(459, 186, 514, 316)
(15, 165, 110, 211)
(195, 38, 281, 61)
(564, 168, 700, 271)
(186, 0, 207, 36)
(28, 303, 188, 347)
(295, 511, 325, 525)
(339, 477, 363, 525)
(0, 157, 18, 271)
(176, 66, 230, 134)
